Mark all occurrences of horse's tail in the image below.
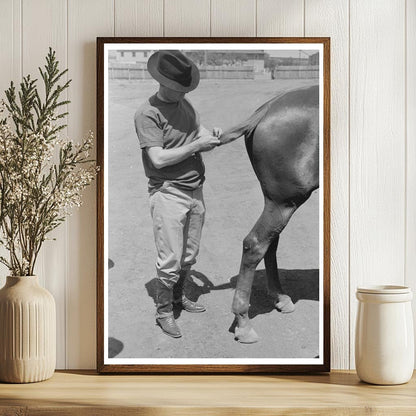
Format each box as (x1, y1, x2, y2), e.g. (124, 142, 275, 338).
(219, 91, 285, 145)
(219, 101, 270, 145)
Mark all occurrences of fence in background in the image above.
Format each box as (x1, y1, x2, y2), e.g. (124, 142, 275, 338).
(273, 65, 319, 79)
(108, 64, 255, 80)
(109, 64, 152, 80)
(200, 66, 254, 79)
(109, 63, 319, 81)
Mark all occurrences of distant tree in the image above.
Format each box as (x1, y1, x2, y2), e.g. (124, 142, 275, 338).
(233, 53, 248, 63)
(184, 51, 253, 67)
(207, 52, 224, 66)
(183, 51, 205, 66)
(264, 54, 277, 71)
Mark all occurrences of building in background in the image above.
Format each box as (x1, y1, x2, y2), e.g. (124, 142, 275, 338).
(308, 52, 319, 66)
(241, 50, 265, 73)
(109, 50, 153, 66)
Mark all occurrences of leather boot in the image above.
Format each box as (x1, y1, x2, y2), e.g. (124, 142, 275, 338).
(181, 295, 206, 313)
(173, 270, 206, 313)
(156, 315, 181, 338)
(155, 279, 181, 338)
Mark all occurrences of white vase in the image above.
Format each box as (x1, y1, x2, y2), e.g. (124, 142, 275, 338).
(0, 276, 56, 383)
(355, 285, 414, 385)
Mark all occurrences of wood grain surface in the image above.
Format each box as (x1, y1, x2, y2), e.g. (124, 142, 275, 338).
(406, 0, 416, 366)
(257, 0, 304, 37)
(114, 0, 163, 37)
(21, 0, 68, 369)
(349, 0, 406, 369)
(211, 0, 256, 37)
(305, 0, 349, 371)
(164, 0, 211, 37)
(0, 371, 415, 415)
(66, 0, 114, 370)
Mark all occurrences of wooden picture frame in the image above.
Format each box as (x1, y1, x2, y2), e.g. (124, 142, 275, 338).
(97, 37, 330, 373)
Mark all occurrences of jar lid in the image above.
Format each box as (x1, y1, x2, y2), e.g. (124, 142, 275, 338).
(357, 285, 411, 294)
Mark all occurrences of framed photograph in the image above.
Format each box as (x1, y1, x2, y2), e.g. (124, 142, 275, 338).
(97, 37, 330, 373)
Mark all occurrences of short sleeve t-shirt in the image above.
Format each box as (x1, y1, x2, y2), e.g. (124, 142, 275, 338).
(134, 94, 205, 193)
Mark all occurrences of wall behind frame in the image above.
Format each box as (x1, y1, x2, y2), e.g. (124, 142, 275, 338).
(0, 0, 414, 370)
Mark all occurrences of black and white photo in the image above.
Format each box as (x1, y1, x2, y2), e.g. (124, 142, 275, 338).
(97, 38, 330, 373)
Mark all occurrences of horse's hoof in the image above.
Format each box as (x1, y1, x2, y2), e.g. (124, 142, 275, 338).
(276, 295, 295, 313)
(235, 325, 259, 344)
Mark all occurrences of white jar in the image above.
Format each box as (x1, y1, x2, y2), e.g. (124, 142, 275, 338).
(355, 285, 414, 385)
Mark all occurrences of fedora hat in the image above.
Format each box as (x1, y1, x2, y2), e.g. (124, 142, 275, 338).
(147, 50, 200, 92)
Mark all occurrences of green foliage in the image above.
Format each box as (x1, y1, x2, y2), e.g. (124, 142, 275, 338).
(0, 48, 96, 276)
(5, 48, 70, 138)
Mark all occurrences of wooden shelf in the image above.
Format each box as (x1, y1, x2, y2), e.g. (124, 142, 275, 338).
(0, 370, 415, 415)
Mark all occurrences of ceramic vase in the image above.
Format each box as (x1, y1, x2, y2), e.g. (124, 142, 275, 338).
(0, 276, 56, 383)
(355, 285, 414, 385)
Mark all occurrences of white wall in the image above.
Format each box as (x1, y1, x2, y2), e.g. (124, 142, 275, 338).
(0, 0, 414, 370)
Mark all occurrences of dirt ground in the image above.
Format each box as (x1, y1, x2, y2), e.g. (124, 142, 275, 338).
(107, 78, 320, 359)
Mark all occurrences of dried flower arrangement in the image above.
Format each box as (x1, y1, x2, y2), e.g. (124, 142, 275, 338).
(0, 48, 97, 276)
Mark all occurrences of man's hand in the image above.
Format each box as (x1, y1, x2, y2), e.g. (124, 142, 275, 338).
(212, 127, 223, 138)
(146, 126, 222, 168)
(194, 134, 221, 152)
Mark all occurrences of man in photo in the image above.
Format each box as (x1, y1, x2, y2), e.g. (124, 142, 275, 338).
(134, 50, 222, 338)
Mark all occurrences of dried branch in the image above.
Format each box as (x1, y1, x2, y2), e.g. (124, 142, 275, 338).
(0, 49, 97, 277)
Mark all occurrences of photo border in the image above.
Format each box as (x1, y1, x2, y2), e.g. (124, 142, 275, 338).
(97, 37, 330, 374)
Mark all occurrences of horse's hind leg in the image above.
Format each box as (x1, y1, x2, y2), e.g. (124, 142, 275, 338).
(232, 199, 296, 343)
(264, 237, 295, 313)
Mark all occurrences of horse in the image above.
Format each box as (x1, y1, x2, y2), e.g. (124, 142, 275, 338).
(219, 85, 319, 343)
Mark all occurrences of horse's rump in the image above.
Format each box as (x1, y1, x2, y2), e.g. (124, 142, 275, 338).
(219, 86, 318, 145)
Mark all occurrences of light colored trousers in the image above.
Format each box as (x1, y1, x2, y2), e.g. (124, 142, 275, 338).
(149, 183, 205, 289)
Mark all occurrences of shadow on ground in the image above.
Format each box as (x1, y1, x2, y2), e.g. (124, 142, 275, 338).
(145, 271, 215, 319)
(108, 337, 124, 358)
(145, 268, 318, 322)
(108, 258, 115, 269)
(211, 268, 319, 319)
